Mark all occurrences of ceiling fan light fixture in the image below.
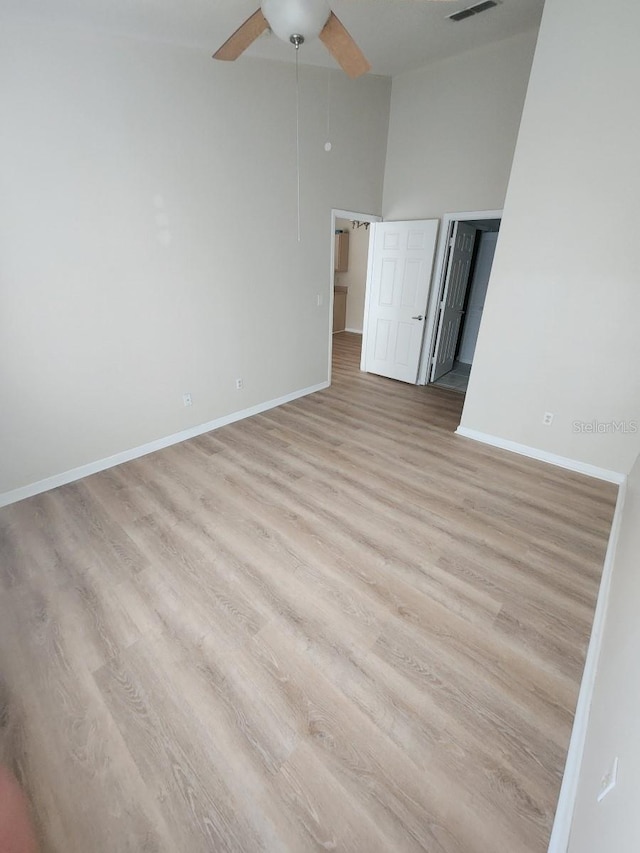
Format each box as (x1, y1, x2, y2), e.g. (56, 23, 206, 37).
(261, 0, 331, 45)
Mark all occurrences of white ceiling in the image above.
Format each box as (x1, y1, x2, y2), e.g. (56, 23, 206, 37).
(2, 0, 545, 78)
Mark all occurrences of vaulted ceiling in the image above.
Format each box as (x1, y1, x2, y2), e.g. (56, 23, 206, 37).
(2, 0, 545, 77)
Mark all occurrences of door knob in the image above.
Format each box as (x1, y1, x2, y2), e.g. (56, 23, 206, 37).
(412, 314, 424, 320)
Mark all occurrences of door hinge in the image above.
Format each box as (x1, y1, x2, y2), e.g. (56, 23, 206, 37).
(440, 300, 445, 309)
(449, 237, 455, 249)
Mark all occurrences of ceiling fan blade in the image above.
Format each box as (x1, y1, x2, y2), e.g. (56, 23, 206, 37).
(213, 9, 269, 61)
(319, 12, 371, 79)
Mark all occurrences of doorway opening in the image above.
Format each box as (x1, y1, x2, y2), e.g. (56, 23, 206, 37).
(328, 209, 381, 382)
(419, 210, 502, 393)
(333, 217, 372, 335)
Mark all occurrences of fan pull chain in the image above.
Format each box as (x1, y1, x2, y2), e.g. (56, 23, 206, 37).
(326, 69, 331, 141)
(295, 46, 301, 243)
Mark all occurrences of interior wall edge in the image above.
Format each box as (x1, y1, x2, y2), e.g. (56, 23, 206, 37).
(547, 478, 628, 852)
(455, 427, 626, 485)
(0, 380, 330, 509)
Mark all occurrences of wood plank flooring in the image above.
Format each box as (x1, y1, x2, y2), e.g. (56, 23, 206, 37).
(0, 332, 617, 852)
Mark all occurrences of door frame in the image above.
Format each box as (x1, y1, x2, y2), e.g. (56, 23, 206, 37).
(418, 208, 503, 385)
(329, 209, 382, 383)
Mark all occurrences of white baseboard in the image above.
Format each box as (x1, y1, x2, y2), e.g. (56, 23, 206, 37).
(344, 327, 363, 334)
(547, 477, 627, 852)
(456, 425, 628, 851)
(0, 381, 329, 508)
(455, 427, 626, 485)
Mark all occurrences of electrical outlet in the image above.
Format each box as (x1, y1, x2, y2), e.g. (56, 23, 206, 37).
(543, 412, 554, 426)
(597, 756, 618, 802)
(182, 393, 192, 407)
(235, 378, 243, 390)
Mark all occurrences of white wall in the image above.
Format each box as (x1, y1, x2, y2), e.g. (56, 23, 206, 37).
(334, 218, 370, 333)
(460, 0, 640, 476)
(382, 30, 538, 221)
(0, 20, 391, 496)
(568, 453, 640, 852)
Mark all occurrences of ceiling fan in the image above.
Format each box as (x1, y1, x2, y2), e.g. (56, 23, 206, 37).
(213, 0, 371, 78)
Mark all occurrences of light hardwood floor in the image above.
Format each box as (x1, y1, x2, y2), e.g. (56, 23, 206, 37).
(0, 332, 617, 852)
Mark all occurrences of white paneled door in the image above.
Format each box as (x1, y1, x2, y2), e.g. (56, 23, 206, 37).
(363, 220, 438, 383)
(430, 222, 476, 382)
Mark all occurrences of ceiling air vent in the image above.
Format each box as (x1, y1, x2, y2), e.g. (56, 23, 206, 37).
(449, 0, 498, 22)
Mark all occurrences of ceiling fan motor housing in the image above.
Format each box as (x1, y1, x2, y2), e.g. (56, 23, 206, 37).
(261, 0, 331, 44)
